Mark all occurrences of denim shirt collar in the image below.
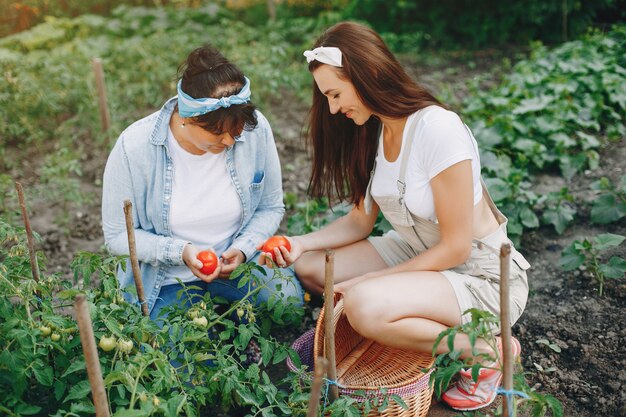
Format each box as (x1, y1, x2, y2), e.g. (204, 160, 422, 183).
(150, 96, 247, 147)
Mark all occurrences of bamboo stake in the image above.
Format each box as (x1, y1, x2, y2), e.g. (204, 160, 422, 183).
(92, 58, 111, 132)
(75, 294, 111, 417)
(123, 200, 149, 316)
(307, 357, 328, 417)
(323, 249, 338, 401)
(15, 182, 42, 302)
(499, 243, 514, 417)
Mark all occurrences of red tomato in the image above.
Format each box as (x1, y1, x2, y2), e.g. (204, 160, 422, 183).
(262, 236, 291, 262)
(197, 250, 218, 275)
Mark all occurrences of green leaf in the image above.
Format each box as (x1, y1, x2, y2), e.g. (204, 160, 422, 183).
(593, 233, 626, 251)
(519, 206, 539, 228)
(599, 257, 626, 279)
(14, 404, 42, 415)
(483, 178, 509, 202)
(33, 365, 54, 387)
(113, 410, 147, 417)
(559, 244, 585, 271)
(512, 95, 554, 114)
(542, 204, 576, 234)
(61, 359, 86, 378)
(390, 394, 408, 410)
(591, 194, 626, 224)
(65, 380, 92, 401)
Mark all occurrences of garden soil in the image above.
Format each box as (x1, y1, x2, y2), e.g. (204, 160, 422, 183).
(17, 50, 626, 417)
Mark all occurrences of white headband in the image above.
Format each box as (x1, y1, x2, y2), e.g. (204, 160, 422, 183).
(303, 46, 343, 67)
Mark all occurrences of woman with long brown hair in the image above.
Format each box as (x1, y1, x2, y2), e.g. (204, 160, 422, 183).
(259, 22, 530, 410)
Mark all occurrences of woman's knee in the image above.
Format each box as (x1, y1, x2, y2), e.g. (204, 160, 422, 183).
(342, 284, 383, 339)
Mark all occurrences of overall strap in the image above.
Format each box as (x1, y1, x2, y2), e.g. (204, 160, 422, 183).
(397, 109, 427, 204)
(363, 122, 383, 214)
(461, 123, 508, 226)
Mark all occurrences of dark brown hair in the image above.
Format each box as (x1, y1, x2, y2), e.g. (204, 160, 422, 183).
(178, 45, 257, 137)
(306, 22, 443, 206)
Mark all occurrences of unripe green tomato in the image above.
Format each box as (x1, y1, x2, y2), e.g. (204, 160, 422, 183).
(187, 309, 200, 319)
(199, 301, 206, 310)
(50, 333, 61, 342)
(193, 316, 208, 328)
(118, 339, 133, 354)
(236, 308, 245, 319)
(139, 392, 148, 402)
(99, 335, 117, 352)
(39, 325, 52, 336)
(153, 396, 161, 406)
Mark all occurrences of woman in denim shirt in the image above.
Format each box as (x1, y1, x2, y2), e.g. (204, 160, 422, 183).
(102, 45, 303, 321)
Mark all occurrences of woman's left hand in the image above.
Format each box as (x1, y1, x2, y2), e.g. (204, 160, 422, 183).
(219, 247, 246, 278)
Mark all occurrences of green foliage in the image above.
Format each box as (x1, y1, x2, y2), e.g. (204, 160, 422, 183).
(590, 176, 626, 224)
(0, 217, 313, 417)
(464, 25, 626, 242)
(429, 309, 563, 417)
(536, 188, 577, 235)
(342, 0, 620, 49)
(560, 233, 626, 296)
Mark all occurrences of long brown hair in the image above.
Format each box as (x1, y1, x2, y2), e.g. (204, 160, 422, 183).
(306, 22, 442, 206)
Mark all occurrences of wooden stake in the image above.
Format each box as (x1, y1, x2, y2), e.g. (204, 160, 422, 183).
(323, 249, 338, 401)
(307, 357, 328, 417)
(499, 243, 514, 417)
(75, 294, 111, 417)
(15, 182, 41, 302)
(266, 0, 276, 21)
(92, 58, 111, 132)
(123, 200, 149, 316)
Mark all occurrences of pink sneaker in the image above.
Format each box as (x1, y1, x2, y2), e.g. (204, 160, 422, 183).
(442, 336, 521, 411)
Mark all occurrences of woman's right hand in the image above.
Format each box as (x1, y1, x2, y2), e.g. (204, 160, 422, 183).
(183, 244, 221, 283)
(257, 236, 302, 268)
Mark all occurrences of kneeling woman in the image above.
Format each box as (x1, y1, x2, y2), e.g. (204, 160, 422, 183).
(260, 22, 530, 411)
(102, 44, 303, 321)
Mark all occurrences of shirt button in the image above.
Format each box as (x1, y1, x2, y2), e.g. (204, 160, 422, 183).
(167, 166, 172, 170)
(165, 195, 170, 201)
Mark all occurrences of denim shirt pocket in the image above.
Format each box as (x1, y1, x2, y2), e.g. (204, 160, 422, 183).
(249, 171, 265, 208)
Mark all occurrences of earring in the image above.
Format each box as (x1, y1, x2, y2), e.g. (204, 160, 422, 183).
(180, 119, 186, 128)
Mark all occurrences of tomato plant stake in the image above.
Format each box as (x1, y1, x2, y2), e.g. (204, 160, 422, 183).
(15, 181, 42, 304)
(323, 249, 339, 401)
(92, 58, 111, 132)
(499, 243, 515, 417)
(75, 294, 111, 417)
(307, 357, 328, 417)
(123, 200, 149, 316)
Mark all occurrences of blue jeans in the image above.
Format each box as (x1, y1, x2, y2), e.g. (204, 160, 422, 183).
(150, 252, 304, 322)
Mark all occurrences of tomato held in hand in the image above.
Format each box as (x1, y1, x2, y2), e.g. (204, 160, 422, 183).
(197, 250, 218, 275)
(262, 236, 291, 262)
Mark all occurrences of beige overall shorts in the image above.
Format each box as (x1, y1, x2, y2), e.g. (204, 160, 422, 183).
(364, 111, 531, 328)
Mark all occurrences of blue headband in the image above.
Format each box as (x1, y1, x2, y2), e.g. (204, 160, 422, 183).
(177, 76, 251, 118)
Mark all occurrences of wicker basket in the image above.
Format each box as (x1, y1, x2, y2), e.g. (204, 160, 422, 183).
(313, 295, 435, 417)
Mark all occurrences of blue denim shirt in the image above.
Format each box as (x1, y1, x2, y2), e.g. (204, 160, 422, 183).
(101, 97, 285, 312)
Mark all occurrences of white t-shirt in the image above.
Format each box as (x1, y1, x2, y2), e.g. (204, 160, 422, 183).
(371, 106, 482, 223)
(163, 128, 242, 285)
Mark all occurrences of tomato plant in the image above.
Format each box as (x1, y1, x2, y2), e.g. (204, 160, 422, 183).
(197, 250, 218, 275)
(262, 235, 291, 262)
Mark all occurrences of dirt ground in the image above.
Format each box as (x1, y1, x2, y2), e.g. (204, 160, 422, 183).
(11, 49, 626, 416)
